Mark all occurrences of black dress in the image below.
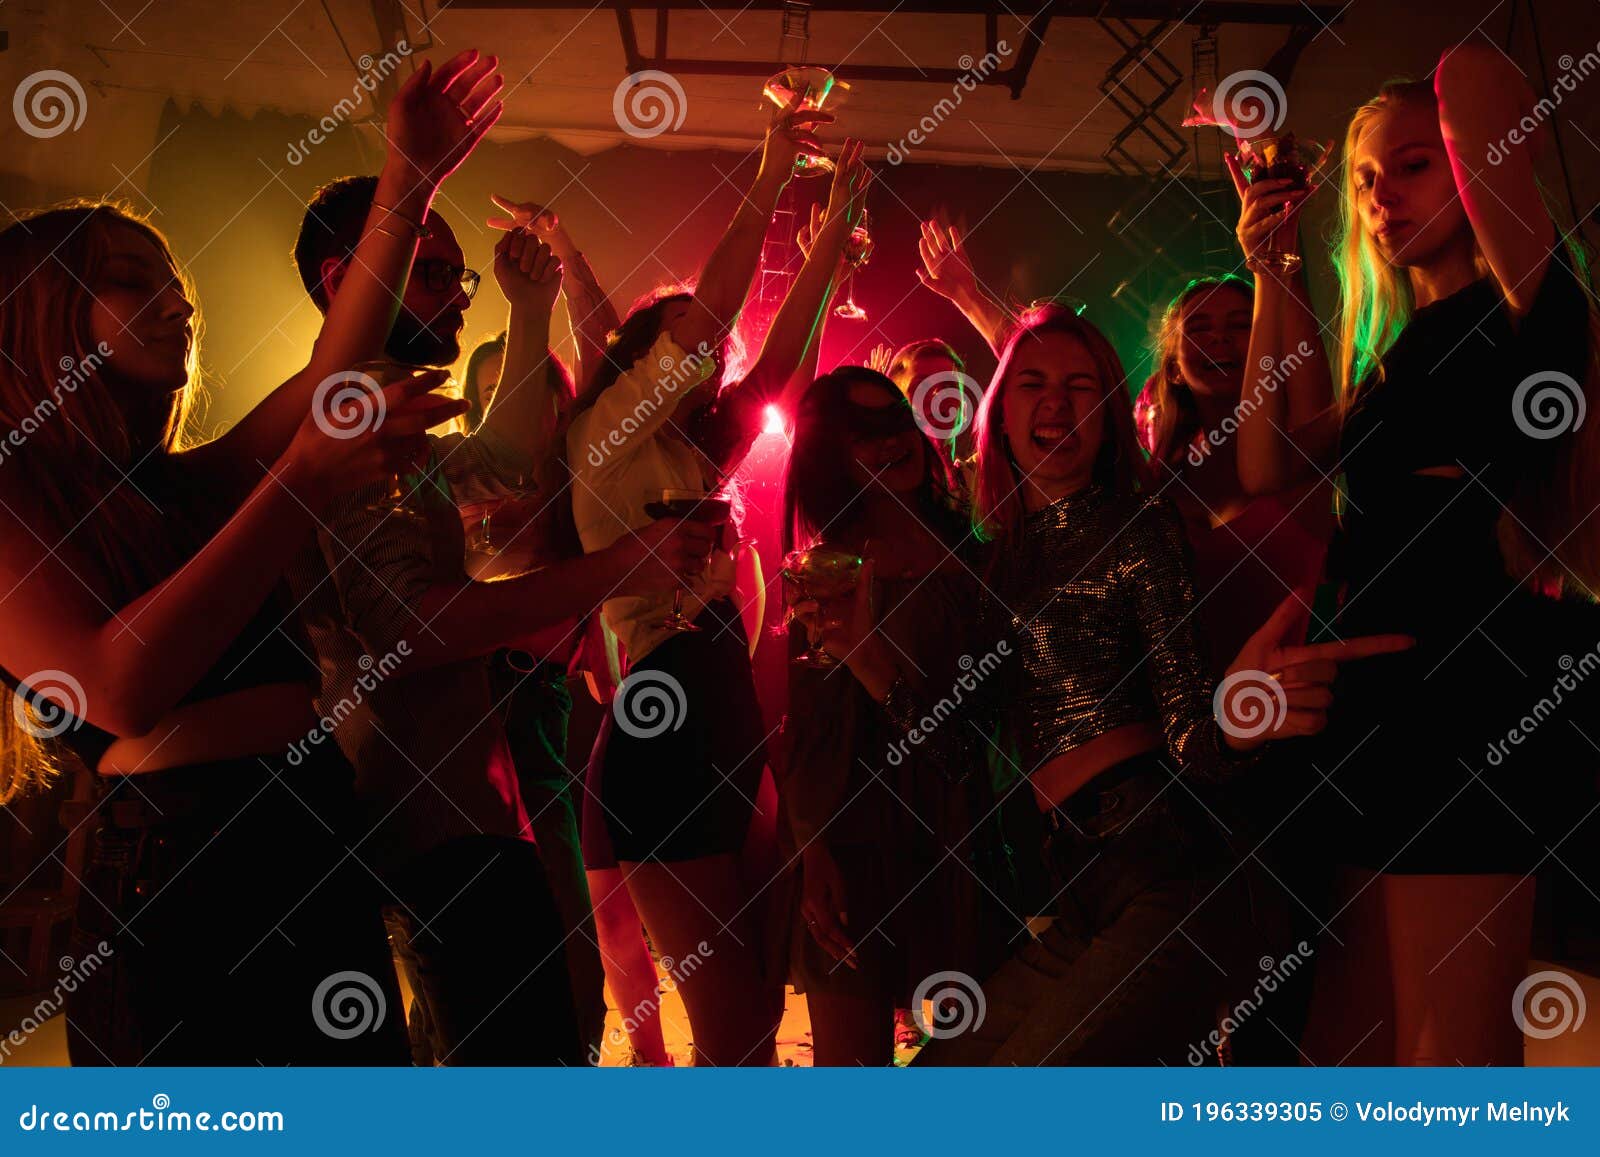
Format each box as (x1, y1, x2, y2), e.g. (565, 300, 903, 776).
(1315, 248, 1598, 873)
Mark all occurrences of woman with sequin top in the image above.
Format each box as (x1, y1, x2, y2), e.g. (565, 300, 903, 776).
(798, 305, 1410, 1064)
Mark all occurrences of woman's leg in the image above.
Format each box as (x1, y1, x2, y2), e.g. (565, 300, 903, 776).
(587, 866, 672, 1066)
(620, 853, 782, 1067)
(1299, 866, 1397, 1065)
(1383, 873, 1534, 1065)
(809, 991, 895, 1067)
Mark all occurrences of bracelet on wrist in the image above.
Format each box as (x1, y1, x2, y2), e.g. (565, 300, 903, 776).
(372, 201, 432, 240)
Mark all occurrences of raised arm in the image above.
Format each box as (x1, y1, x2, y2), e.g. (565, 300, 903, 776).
(1227, 153, 1340, 496)
(472, 230, 566, 475)
(1434, 43, 1558, 315)
(666, 96, 831, 358)
(177, 50, 504, 498)
(0, 375, 463, 737)
(917, 221, 1012, 356)
(487, 196, 622, 390)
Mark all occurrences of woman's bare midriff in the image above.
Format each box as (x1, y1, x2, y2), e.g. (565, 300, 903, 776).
(1028, 720, 1164, 812)
(95, 682, 319, 776)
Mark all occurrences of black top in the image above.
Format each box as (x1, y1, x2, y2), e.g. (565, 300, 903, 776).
(1321, 246, 1598, 871)
(3, 593, 313, 770)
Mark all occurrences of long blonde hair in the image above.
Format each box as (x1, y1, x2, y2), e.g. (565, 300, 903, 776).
(1334, 81, 1600, 598)
(0, 202, 203, 802)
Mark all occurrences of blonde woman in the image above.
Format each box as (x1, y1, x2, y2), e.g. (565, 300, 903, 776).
(1234, 47, 1600, 1064)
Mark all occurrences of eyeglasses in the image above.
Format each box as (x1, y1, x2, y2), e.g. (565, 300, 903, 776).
(415, 258, 481, 300)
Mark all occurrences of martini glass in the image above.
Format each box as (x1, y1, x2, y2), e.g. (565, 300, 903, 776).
(1235, 133, 1328, 274)
(762, 66, 848, 178)
(833, 209, 874, 321)
(780, 547, 864, 667)
(641, 488, 734, 633)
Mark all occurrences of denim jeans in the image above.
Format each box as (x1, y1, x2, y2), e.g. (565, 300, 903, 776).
(915, 755, 1255, 1065)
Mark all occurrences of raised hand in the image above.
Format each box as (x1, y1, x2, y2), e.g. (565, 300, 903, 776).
(1217, 587, 1413, 751)
(486, 194, 570, 256)
(795, 202, 826, 261)
(822, 138, 871, 230)
(1224, 150, 1325, 268)
(492, 230, 563, 316)
(866, 342, 895, 375)
(917, 219, 980, 303)
(387, 49, 505, 188)
(757, 93, 835, 191)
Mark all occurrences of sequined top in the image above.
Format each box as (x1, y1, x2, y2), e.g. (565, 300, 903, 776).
(992, 484, 1239, 779)
(878, 485, 1245, 785)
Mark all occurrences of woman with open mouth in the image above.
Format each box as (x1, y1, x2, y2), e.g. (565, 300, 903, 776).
(797, 303, 1408, 1064)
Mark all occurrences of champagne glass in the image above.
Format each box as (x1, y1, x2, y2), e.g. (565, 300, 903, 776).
(463, 473, 540, 558)
(780, 547, 863, 667)
(641, 488, 734, 633)
(353, 359, 437, 524)
(762, 66, 847, 178)
(833, 208, 874, 322)
(1235, 133, 1328, 274)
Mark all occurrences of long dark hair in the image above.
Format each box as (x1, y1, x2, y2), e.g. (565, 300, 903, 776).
(1138, 275, 1252, 470)
(782, 366, 963, 553)
(461, 330, 506, 431)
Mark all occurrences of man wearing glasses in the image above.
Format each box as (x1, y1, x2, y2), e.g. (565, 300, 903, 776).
(284, 176, 711, 1064)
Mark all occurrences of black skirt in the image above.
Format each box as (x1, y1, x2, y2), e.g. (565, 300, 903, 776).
(595, 598, 767, 863)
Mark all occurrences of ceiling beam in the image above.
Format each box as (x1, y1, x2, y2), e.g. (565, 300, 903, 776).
(452, 1, 1346, 23)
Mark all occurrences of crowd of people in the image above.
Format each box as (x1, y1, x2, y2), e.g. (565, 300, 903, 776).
(2, 41, 1597, 1067)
